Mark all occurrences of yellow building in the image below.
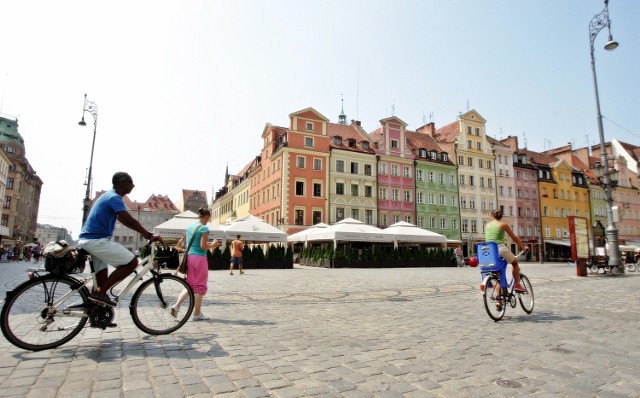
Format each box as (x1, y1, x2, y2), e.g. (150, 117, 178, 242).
(525, 149, 590, 261)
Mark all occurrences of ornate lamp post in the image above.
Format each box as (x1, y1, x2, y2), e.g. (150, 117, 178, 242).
(589, 0, 621, 273)
(78, 93, 98, 227)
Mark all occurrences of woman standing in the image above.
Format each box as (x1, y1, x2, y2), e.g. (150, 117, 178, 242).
(172, 208, 220, 321)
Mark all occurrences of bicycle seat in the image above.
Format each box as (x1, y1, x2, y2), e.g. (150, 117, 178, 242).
(475, 242, 507, 272)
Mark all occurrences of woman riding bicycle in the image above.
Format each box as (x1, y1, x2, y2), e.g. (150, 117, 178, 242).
(485, 209, 529, 293)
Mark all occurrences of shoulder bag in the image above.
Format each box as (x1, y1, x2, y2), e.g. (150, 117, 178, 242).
(177, 226, 204, 275)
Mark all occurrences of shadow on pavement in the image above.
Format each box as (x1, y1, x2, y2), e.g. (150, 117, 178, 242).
(506, 310, 584, 323)
(209, 318, 276, 326)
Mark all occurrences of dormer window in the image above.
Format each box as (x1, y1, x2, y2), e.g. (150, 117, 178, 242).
(361, 141, 370, 150)
(5, 146, 14, 154)
(305, 122, 314, 131)
(334, 136, 342, 145)
(429, 151, 437, 160)
(347, 139, 356, 148)
(391, 139, 399, 148)
(442, 153, 449, 161)
(419, 149, 427, 158)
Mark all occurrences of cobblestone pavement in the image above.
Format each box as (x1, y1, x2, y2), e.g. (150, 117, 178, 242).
(1, 260, 639, 397)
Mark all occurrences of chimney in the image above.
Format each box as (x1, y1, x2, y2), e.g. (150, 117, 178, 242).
(351, 120, 361, 126)
(416, 122, 435, 136)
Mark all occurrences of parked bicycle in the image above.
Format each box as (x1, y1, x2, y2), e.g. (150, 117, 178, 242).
(475, 242, 533, 321)
(1, 242, 194, 351)
(625, 261, 637, 273)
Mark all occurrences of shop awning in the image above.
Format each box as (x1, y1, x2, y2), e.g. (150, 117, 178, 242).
(544, 239, 571, 247)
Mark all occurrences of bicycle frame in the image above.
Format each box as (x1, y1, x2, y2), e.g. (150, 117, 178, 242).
(33, 246, 159, 314)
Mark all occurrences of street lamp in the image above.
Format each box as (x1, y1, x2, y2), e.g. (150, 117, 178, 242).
(589, 0, 622, 273)
(78, 93, 98, 228)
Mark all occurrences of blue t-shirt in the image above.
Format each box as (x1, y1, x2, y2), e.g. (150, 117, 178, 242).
(79, 190, 127, 239)
(186, 222, 209, 256)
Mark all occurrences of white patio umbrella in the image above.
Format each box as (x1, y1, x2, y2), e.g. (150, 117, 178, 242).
(383, 221, 448, 249)
(305, 218, 394, 249)
(287, 223, 329, 246)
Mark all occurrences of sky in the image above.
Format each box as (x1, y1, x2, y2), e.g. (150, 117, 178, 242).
(0, 0, 638, 239)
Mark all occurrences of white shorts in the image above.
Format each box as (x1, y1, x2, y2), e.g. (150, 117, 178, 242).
(498, 243, 517, 263)
(78, 238, 135, 272)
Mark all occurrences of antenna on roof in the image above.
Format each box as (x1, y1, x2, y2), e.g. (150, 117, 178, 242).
(423, 112, 427, 125)
(391, 104, 395, 116)
(498, 127, 503, 140)
(584, 134, 590, 148)
(466, 100, 470, 111)
(429, 112, 434, 122)
(523, 132, 528, 149)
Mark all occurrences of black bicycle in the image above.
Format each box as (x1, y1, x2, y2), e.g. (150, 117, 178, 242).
(1, 243, 194, 351)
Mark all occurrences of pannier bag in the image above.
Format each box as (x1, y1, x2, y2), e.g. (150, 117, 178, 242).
(43, 240, 86, 276)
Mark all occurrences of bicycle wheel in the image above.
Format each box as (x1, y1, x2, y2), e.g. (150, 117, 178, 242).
(482, 274, 505, 321)
(1, 275, 89, 351)
(130, 274, 194, 335)
(517, 274, 534, 314)
(625, 263, 636, 272)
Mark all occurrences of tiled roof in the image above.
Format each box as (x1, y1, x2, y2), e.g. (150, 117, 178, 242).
(405, 131, 454, 166)
(368, 127, 382, 143)
(519, 148, 558, 166)
(433, 120, 460, 143)
(328, 123, 375, 154)
(182, 189, 208, 204)
(144, 194, 178, 212)
(618, 140, 639, 161)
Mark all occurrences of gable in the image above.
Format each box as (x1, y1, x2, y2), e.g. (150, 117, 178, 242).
(289, 107, 329, 122)
(459, 109, 486, 124)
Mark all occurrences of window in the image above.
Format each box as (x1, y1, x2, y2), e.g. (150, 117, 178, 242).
(469, 197, 476, 209)
(404, 190, 411, 202)
(365, 186, 372, 197)
(333, 137, 342, 145)
(467, 157, 473, 166)
(451, 218, 458, 230)
(430, 217, 436, 229)
(442, 153, 449, 161)
(471, 220, 478, 233)
(403, 166, 410, 178)
(440, 218, 447, 229)
(313, 211, 321, 225)
(462, 219, 469, 233)
(313, 159, 322, 170)
(336, 160, 344, 173)
(393, 215, 400, 224)
(364, 164, 372, 176)
(295, 209, 304, 225)
(487, 161, 492, 170)
(508, 187, 513, 197)
(378, 162, 387, 174)
(295, 181, 305, 196)
(406, 215, 412, 224)
(362, 142, 370, 150)
(475, 128, 480, 136)
(6, 177, 13, 190)
(304, 137, 313, 147)
(439, 173, 445, 184)
(351, 209, 359, 220)
(467, 140, 472, 149)
(3, 196, 10, 209)
(440, 194, 446, 205)
(1, 214, 8, 227)
(313, 183, 322, 197)
(351, 184, 359, 196)
(416, 169, 424, 182)
(428, 193, 435, 205)
(392, 189, 399, 201)
(416, 191, 424, 204)
(391, 139, 399, 148)
(488, 178, 493, 189)
(379, 187, 387, 200)
(6, 146, 15, 153)
(305, 122, 313, 131)
(391, 164, 399, 176)
(336, 208, 344, 222)
(467, 126, 472, 134)
(350, 162, 359, 174)
(476, 142, 482, 150)
(460, 175, 465, 185)
(450, 175, 456, 185)
(478, 159, 484, 168)
(428, 171, 434, 183)
(450, 195, 457, 207)
(461, 197, 467, 208)
(469, 176, 475, 186)
(417, 216, 424, 228)
(499, 186, 504, 196)
(381, 214, 387, 227)
(458, 155, 464, 165)
(365, 210, 373, 225)
(481, 198, 487, 210)
(480, 177, 485, 188)
(347, 139, 356, 148)
(336, 183, 344, 195)
(296, 156, 305, 168)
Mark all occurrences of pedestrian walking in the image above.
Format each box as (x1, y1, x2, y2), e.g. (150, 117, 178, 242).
(230, 235, 244, 275)
(171, 207, 220, 321)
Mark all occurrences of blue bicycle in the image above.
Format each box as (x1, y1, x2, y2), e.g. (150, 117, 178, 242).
(476, 242, 534, 321)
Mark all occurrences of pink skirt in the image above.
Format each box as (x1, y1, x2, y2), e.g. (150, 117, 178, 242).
(186, 254, 208, 295)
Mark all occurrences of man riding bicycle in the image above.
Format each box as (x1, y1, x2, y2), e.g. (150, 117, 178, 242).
(78, 172, 161, 306)
(485, 208, 529, 293)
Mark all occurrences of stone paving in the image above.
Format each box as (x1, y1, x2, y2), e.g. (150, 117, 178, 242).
(0, 260, 639, 397)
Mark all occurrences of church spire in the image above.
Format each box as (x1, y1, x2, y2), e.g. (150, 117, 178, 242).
(224, 163, 229, 185)
(338, 95, 347, 125)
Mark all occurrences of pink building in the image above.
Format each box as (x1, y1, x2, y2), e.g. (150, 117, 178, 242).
(369, 116, 415, 227)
